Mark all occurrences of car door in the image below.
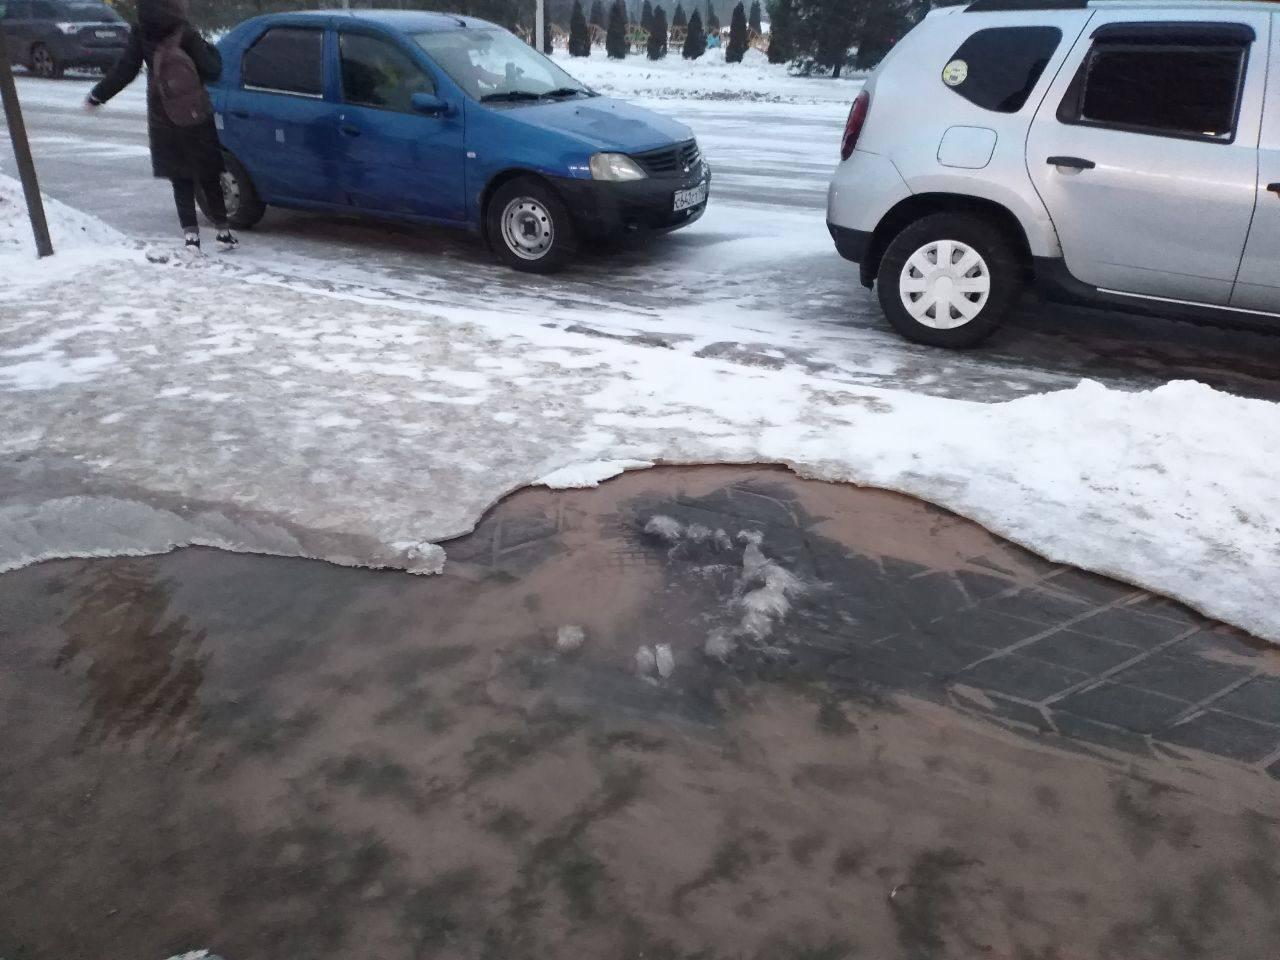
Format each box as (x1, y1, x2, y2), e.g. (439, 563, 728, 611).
(1027, 11, 1270, 306)
(220, 23, 341, 207)
(335, 28, 466, 222)
(1231, 13, 1280, 314)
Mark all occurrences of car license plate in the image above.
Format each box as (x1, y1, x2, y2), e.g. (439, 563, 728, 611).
(673, 181, 707, 212)
(96, 30, 117, 38)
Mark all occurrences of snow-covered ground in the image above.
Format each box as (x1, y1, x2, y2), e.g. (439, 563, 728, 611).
(2, 173, 1278, 644)
(551, 45, 864, 103)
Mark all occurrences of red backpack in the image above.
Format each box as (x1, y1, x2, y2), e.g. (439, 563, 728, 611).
(153, 28, 213, 127)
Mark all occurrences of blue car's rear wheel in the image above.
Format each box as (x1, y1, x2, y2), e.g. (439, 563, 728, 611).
(487, 176, 575, 274)
(196, 153, 266, 231)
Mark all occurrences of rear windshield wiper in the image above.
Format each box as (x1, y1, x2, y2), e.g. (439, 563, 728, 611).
(479, 90, 543, 103)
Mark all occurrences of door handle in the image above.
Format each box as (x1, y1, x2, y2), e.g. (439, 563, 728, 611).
(1268, 183, 1280, 197)
(339, 124, 362, 137)
(231, 110, 251, 119)
(1047, 156, 1096, 171)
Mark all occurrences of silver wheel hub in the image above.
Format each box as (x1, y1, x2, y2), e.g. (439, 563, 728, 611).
(33, 48, 53, 75)
(500, 197, 553, 260)
(899, 238, 991, 330)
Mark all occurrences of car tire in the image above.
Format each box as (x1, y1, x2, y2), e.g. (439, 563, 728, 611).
(486, 176, 576, 274)
(877, 212, 1023, 348)
(197, 154, 267, 231)
(31, 44, 63, 79)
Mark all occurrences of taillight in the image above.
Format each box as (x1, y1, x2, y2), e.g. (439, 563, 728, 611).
(840, 90, 870, 161)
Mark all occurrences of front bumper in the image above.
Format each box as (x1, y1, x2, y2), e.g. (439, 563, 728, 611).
(552, 166, 711, 238)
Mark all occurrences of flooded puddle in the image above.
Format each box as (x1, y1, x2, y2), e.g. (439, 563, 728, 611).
(1, 466, 1278, 959)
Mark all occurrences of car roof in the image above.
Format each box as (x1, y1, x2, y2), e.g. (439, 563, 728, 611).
(964, 0, 1280, 13)
(261, 9, 501, 33)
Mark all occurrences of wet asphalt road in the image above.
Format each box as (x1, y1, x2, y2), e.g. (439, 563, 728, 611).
(5, 73, 1280, 403)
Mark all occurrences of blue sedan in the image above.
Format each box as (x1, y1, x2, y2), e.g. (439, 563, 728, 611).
(205, 10, 711, 272)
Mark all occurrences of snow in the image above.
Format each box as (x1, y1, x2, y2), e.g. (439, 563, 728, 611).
(2, 181, 1280, 647)
(551, 45, 865, 104)
(0, 172, 131, 267)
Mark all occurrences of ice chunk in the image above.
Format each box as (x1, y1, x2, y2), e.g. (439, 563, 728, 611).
(634, 644, 657, 676)
(555, 624, 586, 654)
(736, 541, 805, 640)
(402, 541, 446, 575)
(704, 629, 735, 662)
(644, 515, 683, 541)
(738, 529, 764, 546)
(655, 643, 676, 678)
(685, 523, 713, 542)
(538, 458, 653, 489)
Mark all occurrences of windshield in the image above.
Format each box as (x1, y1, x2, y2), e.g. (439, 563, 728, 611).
(415, 28, 588, 102)
(59, 3, 121, 21)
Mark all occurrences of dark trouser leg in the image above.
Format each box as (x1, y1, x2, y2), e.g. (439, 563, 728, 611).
(198, 174, 228, 230)
(171, 177, 198, 232)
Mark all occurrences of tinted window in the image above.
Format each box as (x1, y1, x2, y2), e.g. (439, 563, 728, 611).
(57, 2, 121, 21)
(31, 1, 55, 18)
(944, 27, 1062, 113)
(1067, 44, 1245, 140)
(340, 33, 434, 111)
(242, 27, 324, 97)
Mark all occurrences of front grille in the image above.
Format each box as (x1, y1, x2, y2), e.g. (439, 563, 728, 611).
(632, 139, 702, 178)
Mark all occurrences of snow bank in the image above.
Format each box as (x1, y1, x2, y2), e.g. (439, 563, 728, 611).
(2, 242, 1278, 644)
(0, 172, 135, 282)
(551, 45, 864, 103)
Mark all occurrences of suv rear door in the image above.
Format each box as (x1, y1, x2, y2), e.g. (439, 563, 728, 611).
(1027, 10, 1270, 306)
(1231, 13, 1280, 314)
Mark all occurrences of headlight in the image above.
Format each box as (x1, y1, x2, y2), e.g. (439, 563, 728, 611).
(55, 22, 80, 34)
(589, 153, 647, 182)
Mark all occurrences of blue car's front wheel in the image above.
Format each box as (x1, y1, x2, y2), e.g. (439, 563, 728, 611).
(487, 176, 576, 274)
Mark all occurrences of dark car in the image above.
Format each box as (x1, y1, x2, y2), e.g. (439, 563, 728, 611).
(1, 0, 129, 78)
(202, 10, 710, 272)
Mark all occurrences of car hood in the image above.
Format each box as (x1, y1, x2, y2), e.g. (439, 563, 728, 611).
(499, 96, 693, 153)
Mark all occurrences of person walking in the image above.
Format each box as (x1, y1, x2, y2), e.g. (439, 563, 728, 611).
(85, 0, 237, 253)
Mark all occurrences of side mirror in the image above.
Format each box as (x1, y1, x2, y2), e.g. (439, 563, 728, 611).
(411, 92, 450, 117)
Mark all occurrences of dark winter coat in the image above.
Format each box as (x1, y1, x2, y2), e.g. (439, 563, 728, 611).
(90, 1, 223, 181)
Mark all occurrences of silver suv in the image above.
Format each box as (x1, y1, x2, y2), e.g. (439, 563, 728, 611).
(826, 0, 1280, 347)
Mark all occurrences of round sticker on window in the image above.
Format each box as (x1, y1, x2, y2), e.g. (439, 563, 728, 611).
(942, 59, 968, 87)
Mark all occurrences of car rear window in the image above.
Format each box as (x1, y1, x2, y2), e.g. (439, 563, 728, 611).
(942, 26, 1063, 113)
(242, 27, 324, 98)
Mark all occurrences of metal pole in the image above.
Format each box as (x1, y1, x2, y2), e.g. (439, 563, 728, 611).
(0, 23, 53, 257)
(535, 0, 545, 51)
